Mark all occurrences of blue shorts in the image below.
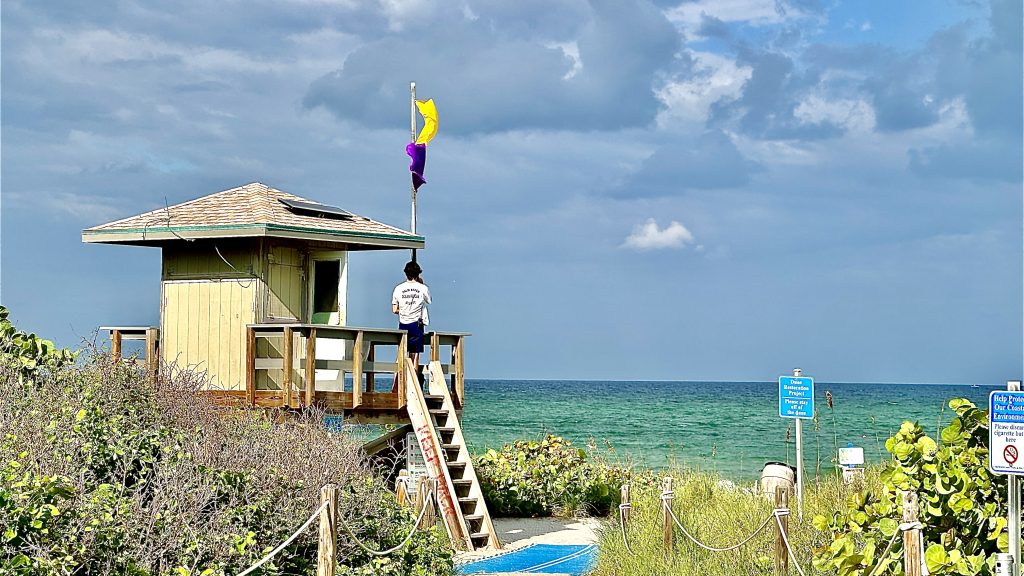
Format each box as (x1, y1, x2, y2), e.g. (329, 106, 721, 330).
(399, 321, 424, 354)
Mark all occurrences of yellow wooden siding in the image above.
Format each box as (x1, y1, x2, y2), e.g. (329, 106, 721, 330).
(161, 279, 257, 391)
(266, 245, 305, 321)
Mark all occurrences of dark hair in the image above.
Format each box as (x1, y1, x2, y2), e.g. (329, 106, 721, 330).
(404, 261, 422, 280)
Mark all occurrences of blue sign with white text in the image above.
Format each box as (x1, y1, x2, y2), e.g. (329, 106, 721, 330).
(779, 377, 814, 419)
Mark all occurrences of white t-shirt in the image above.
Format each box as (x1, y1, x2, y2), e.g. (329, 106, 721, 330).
(392, 281, 431, 325)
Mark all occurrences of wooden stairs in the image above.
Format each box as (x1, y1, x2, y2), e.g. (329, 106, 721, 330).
(404, 360, 500, 551)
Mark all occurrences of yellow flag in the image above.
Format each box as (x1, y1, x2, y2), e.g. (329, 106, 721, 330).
(415, 99, 438, 145)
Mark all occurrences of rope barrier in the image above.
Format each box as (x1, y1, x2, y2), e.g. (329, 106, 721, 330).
(618, 503, 634, 554)
(664, 503, 779, 552)
(338, 489, 435, 557)
(862, 521, 928, 576)
(773, 513, 809, 576)
(235, 501, 328, 576)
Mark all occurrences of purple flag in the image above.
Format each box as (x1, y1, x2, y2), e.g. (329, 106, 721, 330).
(407, 142, 426, 190)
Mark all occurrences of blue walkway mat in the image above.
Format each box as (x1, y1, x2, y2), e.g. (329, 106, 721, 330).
(458, 544, 597, 575)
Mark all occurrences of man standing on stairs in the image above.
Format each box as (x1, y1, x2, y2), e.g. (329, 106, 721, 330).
(392, 261, 431, 390)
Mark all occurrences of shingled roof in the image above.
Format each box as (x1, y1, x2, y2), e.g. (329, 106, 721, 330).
(82, 182, 423, 250)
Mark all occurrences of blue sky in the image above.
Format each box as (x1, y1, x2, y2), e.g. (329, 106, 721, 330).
(2, 0, 1021, 383)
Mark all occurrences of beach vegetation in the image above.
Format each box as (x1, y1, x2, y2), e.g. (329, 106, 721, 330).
(0, 315, 453, 575)
(813, 398, 1003, 575)
(592, 469, 862, 575)
(474, 435, 651, 518)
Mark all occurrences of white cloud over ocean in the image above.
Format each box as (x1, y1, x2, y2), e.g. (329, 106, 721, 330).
(623, 219, 695, 250)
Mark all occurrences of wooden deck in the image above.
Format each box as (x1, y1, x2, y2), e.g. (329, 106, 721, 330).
(105, 324, 469, 424)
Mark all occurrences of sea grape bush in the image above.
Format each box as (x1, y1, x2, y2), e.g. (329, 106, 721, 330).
(813, 399, 1004, 575)
(0, 305, 75, 385)
(474, 435, 647, 517)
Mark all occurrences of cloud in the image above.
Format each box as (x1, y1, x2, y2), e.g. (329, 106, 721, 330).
(303, 0, 680, 134)
(614, 130, 761, 197)
(623, 218, 695, 250)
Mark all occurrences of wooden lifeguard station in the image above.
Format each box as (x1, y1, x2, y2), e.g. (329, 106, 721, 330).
(83, 182, 498, 551)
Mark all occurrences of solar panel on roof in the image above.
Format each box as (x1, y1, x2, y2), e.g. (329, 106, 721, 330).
(279, 198, 354, 219)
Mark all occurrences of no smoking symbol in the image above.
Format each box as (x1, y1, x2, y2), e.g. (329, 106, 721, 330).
(1005, 444, 1019, 465)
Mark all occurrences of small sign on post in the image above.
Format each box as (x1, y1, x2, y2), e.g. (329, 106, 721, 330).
(779, 371, 813, 521)
(779, 376, 814, 419)
(991, 382, 1024, 576)
(990, 390, 1024, 475)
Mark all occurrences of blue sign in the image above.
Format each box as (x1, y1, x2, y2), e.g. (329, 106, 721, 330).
(989, 391, 1024, 475)
(779, 377, 814, 419)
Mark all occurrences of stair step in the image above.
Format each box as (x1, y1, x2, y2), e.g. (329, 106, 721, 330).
(447, 462, 466, 470)
(470, 532, 490, 541)
(436, 427, 455, 434)
(442, 443, 460, 451)
(464, 514, 483, 522)
(458, 496, 477, 504)
(453, 479, 472, 487)
(424, 394, 444, 401)
(429, 409, 448, 416)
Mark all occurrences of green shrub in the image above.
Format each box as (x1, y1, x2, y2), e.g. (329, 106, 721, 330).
(0, 306, 75, 385)
(813, 398, 1004, 575)
(474, 435, 644, 517)
(0, 312, 454, 576)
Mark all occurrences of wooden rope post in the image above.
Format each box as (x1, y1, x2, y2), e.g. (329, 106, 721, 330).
(662, 476, 674, 557)
(110, 330, 122, 362)
(430, 332, 440, 363)
(145, 327, 159, 383)
(317, 484, 337, 576)
(620, 483, 631, 531)
(245, 327, 256, 407)
(902, 491, 923, 576)
(417, 477, 435, 528)
(282, 327, 294, 408)
(774, 486, 790, 575)
(396, 470, 410, 506)
(305, 328, 317, 408)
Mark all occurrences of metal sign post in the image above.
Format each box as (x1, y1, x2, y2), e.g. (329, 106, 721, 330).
(991, 380, 1024, 576)
(779, 368, 813, 521)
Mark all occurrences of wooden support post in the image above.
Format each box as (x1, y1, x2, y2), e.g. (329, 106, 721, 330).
(317, 484, 337, 576)
(366, 345, 376, 394)
(352, 331, 364, 409)
(145, 328, 159, 383)
(430, 332, 440, 363)
(245, 327, 256, 407)
(774, 486, 790, 575)
(305, 328, 317, 408)
(454, 337, 465, 408)
(662, 476, 674, 557)
(110, 330, 122, 362)
(620, 483, 631, 533)
(902, 491, 923, 576)
(282, 327, 293, 408)
(397, 334, 407, 409)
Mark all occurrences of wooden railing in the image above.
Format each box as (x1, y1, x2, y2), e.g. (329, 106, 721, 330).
(243, 324, 469, 413)
(103, 326, 159, 381)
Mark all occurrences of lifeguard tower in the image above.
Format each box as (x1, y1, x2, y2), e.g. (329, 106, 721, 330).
(83, 182, 498, 551)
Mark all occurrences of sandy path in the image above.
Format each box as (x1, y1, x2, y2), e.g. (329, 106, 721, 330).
(456, 516, 603, 571)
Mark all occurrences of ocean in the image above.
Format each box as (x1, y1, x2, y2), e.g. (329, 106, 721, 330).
(456, 380, 1000, 481)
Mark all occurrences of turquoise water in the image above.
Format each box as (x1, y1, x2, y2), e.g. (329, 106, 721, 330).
(457, 380, 998, 481)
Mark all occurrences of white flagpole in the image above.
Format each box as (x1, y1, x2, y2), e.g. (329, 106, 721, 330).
(410, 81, 417, 233)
